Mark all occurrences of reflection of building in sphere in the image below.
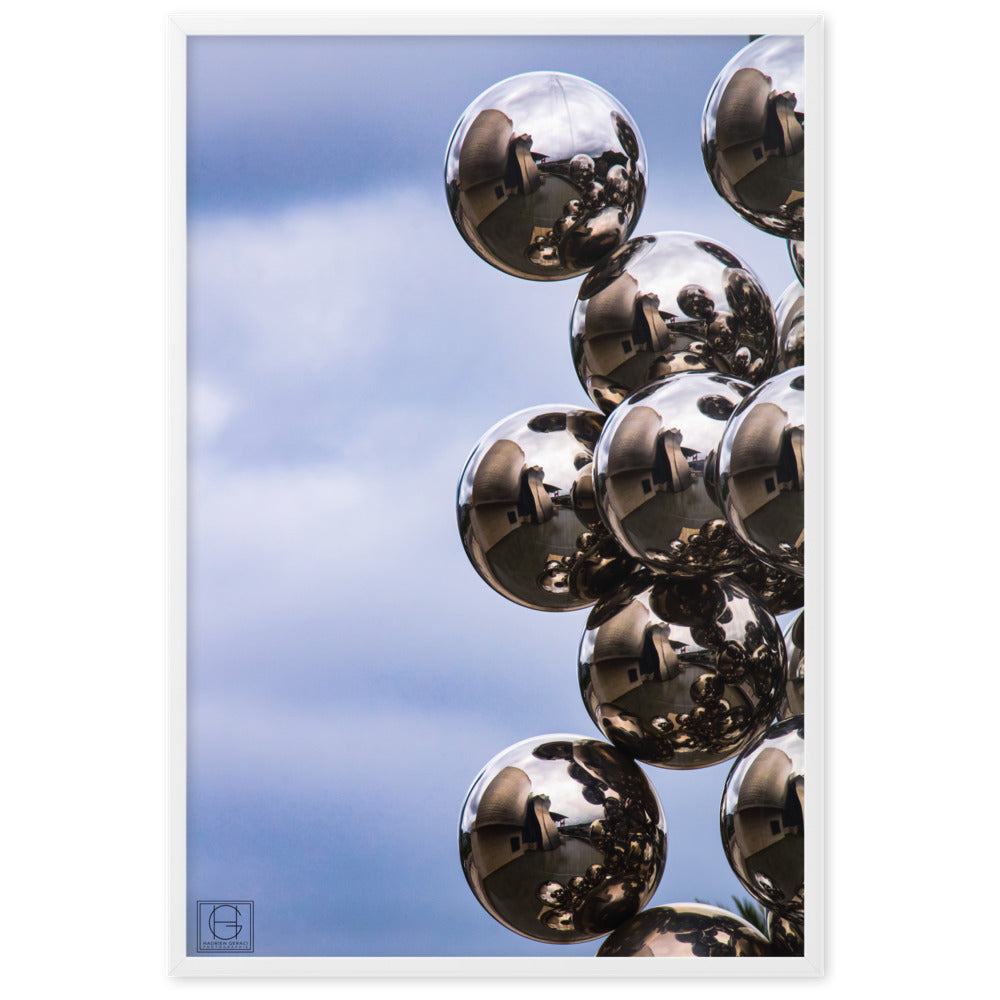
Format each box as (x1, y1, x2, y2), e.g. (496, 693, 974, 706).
(717, 367, 805, 575)
(458, 405, 622, 610)
(458, 109, 540, 227)
(445, 72, 648, 280)
(470, 766, 560, 879)
(579, 575, 785, 768)
(459, 734, 666, 943)
(714, 68, 803, 213)
(594, 372, 754, 577)
(597, 903, 769, 957)
(721, 716, 805, 916)
(571, 232, 778, 413)
(702, 36, 805, 239)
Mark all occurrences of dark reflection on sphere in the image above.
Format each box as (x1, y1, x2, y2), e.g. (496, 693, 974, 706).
(458, 404, 641, 611)
(716, 367, 804, 575)
(593, 372, 753, 577)
(775, 281, 804, 372)
(596, 902, 769, 957)
(459, 734, 666, 943)
(767, 908, 804, 955)
(702, 36, 805, 239)
(445, 72, 647, 280)
(734, 559, 803, 616)
(778, 610, 804, 719)
(579, 575, 785, 768)
(788, 239, 804, 283)
(721, 716, 804, 916)
(570, 232, 778, 413)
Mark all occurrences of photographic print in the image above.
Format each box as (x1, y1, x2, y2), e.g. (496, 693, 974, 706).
(171, 17, 820, 974)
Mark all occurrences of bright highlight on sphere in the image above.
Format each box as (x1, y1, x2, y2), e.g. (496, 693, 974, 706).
(570, 232, 778, 414)
(578, 573, 786, 769)
(715, 367, 805, 576)
(445, 72, 647, 280)
(720, 716, 805, 917)
(596, 902, 769, 957)
(702, 36, 805, 239)
(458, 734, 666, 943)
(457, 404, 639, 611)
(593, 371, 753, 577)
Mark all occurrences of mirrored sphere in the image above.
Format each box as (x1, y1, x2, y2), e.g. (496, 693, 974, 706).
(579, 574, 786, 768)
(778, 610, 804, 719)
(721, 716, 804, 916)
(788, 239, 804, 283)
(596, 903, 769, 957)
(570, 232, 778, 413)
(459, 734, 666, 943)
(767, 908, 804, 955)
(593, 372, 754, 576)
(445, 72, 647, 280)
(458, 405, 642, 610)
(702, 36, 805, 239)
(775, 281, 804, 372)
(716, 367, 805, 575)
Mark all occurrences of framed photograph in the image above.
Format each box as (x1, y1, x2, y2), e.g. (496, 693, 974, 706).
(168, 14, 822, 977)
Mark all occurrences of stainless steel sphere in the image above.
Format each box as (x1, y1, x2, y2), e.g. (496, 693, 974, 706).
(767, 908, 804, 955)
(775, 280, 804, 372)
(596, 903, 769, 957)
(716, 367, 805, 576)
(445, 72, 647, 280)
(778, 610, 804, 720)
(593, 372, 754, 577)
(702, 36, 805, 239)
(457, 404, 641, 610)
(721, 716, 804, 916)
(579, 574, 786, 769)
(459, 734, 667, 943)
(570, 232, 778, 414)
(788, 239, 804, 283)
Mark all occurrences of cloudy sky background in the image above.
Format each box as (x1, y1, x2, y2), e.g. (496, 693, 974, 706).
(186, 33, 802, 957)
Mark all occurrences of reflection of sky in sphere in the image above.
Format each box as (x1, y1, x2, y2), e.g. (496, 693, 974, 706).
(447, 71, 645, 176)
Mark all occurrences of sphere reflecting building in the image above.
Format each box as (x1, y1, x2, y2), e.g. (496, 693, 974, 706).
(459, 734, 666, 943)
(716, 367, 805, 576)
(702, 36, 805, 239)
(570, 232, 778, 413)
(721, 716, 804, 916)
(445, 72, 647, 280)
(458, 404, 640, 611)
(596, 902, 769, 957)
(775, 281, 804, 372)
(593, 371, 753, 577)
(579, 574, 785, 768)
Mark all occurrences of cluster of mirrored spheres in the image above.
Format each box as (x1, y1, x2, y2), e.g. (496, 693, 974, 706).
(449, 36, 806, 960)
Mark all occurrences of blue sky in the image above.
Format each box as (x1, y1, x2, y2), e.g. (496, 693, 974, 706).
(186, 32, 802, 958)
